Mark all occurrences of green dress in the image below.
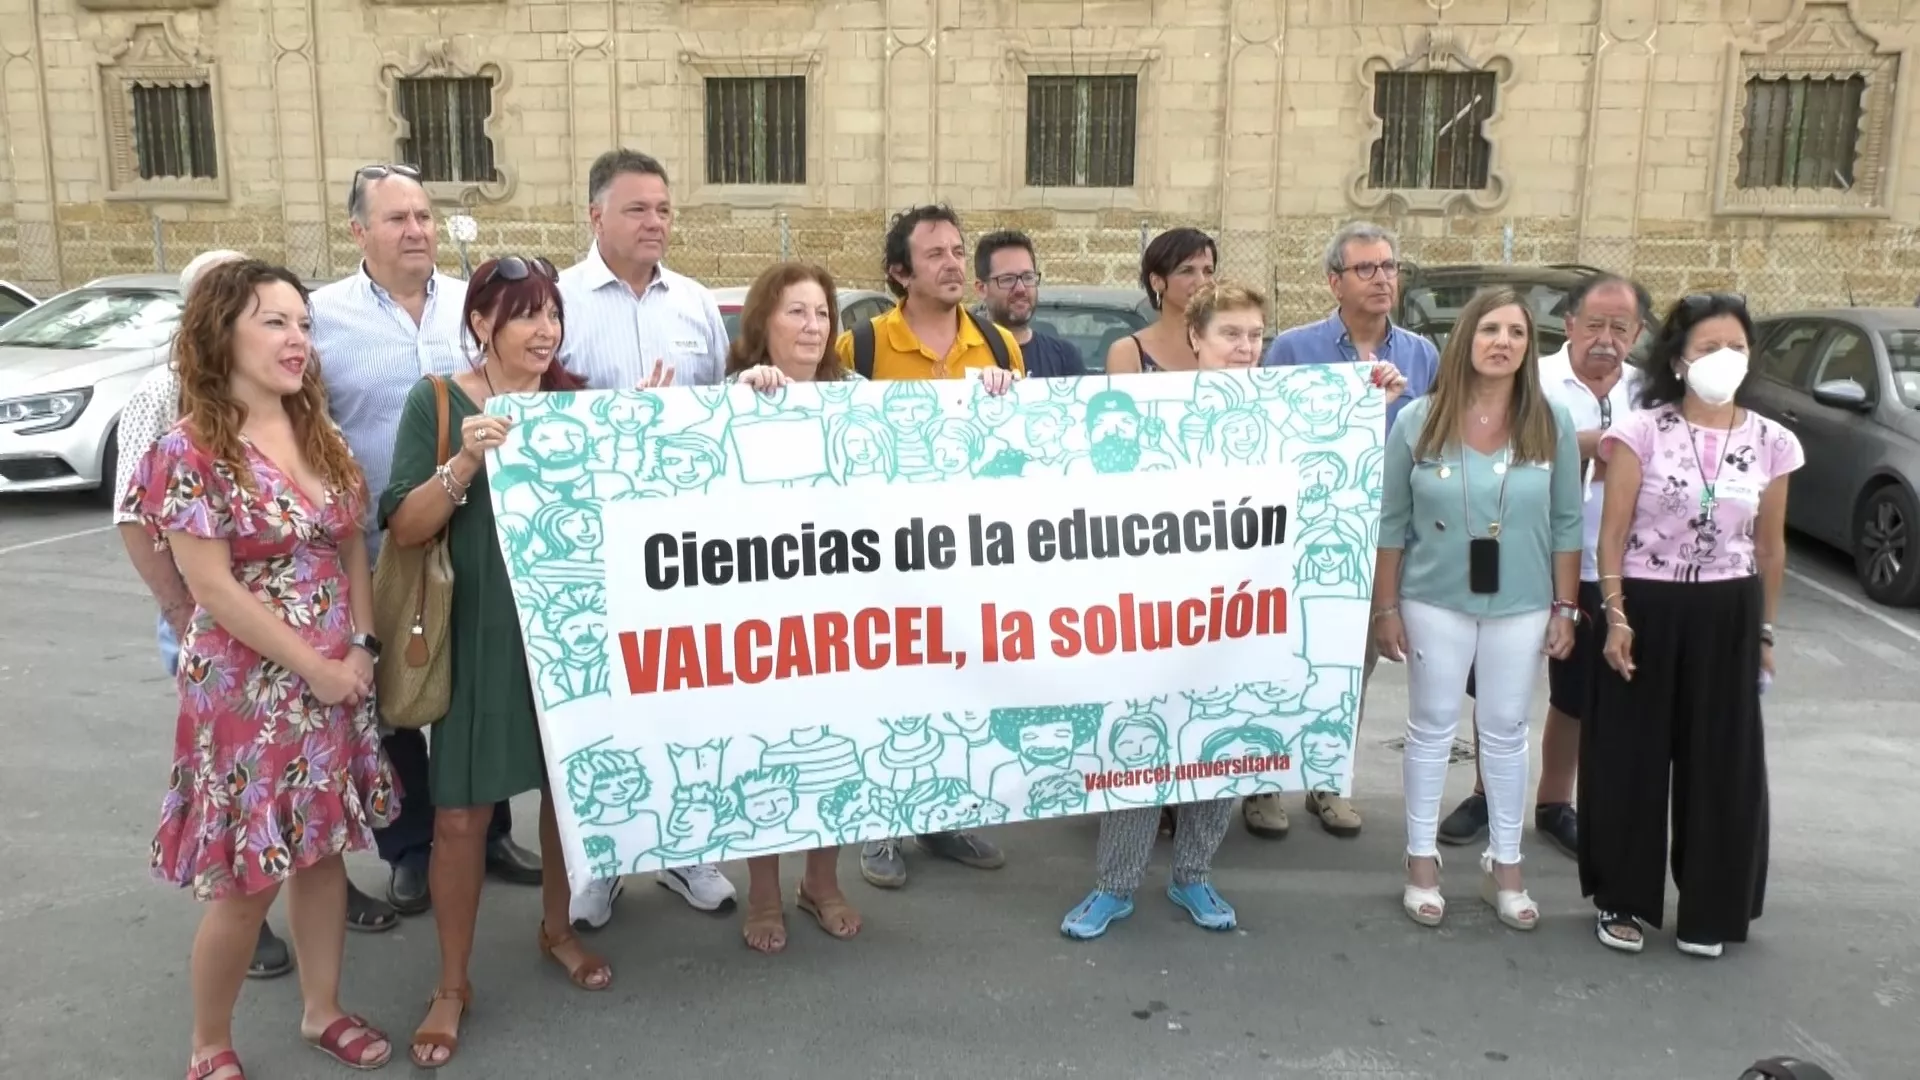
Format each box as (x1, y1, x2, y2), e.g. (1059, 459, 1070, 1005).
(379, 377, 544, 806)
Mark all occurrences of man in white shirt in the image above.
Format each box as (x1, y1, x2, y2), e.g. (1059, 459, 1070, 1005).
(310, 164, 543, 915)
(1440, 274, 1652, 856)
(113, 247, 402, 976)
(556, 149, 730, 391)
(557, 148, 737, 928)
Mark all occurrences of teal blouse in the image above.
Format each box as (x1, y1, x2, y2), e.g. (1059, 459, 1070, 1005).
(1378, 396, 1583, 618)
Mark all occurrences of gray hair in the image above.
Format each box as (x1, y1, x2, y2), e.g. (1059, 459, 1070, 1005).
(178, 249, 247, 296)
(587, 149, 670, 207)
(1323, 221, 1399, 276)
(345, 165, 427, 226)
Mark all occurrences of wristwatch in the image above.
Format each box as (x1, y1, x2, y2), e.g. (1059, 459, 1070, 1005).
(349, 632, 383, 659)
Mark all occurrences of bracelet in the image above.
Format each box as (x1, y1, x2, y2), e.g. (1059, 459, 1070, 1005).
(435, 463, 470, 507)
(1551, 599, 1581, 623)
(1371, 605, 1400, 621)
(1608, 619, 1634, 635)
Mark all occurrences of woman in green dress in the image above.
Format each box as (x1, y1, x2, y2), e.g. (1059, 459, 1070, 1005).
(380, 256, 671, 1069)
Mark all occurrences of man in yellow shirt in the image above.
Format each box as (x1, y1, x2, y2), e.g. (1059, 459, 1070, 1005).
(836, 205, 1020, 890)
(835, 204, 1026, 382)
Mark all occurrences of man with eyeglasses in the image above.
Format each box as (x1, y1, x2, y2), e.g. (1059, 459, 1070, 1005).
(1438, 273, 1652, 856)
(973, 230, 1086, 378)
(311, 162, 544, 917)
(1250, 220, 1439, 842)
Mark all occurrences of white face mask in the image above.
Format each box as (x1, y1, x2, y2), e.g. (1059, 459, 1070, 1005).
(1682, 347, 1748, 406)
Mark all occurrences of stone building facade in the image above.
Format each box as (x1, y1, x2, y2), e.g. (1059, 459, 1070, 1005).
(0, 0, 1915, 320)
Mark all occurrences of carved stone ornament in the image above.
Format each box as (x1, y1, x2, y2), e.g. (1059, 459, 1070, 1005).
(77, 0, 214, 14)
(377, 38, 515, 206)
(94, 19, 227, 201)
(1345, 28, 1516, 216)
(1713, 0, 1910, 218)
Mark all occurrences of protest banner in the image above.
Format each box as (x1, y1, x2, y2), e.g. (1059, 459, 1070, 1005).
(485, 366, 1384, 892)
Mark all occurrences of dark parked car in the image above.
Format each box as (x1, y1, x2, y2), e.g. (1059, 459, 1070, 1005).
(984, 285, 1154, 375)
(1739, 307, 1920, 606)
(1396, 262, 1654, 360)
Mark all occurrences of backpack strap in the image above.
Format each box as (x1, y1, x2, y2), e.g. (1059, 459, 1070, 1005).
(966, 308, 1013, 371)
(852, 318, 877, 380)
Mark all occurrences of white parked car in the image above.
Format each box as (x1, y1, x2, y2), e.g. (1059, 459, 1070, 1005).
(0, 280, 36, 327)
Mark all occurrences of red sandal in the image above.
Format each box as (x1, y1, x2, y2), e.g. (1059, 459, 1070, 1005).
(187, 1049, 244, 1080)
(304, 1013, 392, 1070)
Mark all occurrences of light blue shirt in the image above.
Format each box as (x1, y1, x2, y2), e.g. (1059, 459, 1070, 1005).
(311, 264, 472, 557)
(1261, 311, 1439, 432)
(1378, 396, 1584, 618)
(557, 242, 729, 389)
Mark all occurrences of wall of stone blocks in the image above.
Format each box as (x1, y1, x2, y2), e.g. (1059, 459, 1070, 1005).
(0, 0, 1915, 321)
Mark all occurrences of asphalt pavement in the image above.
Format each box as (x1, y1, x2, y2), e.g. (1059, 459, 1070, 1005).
(2, 491, 1914, 1080)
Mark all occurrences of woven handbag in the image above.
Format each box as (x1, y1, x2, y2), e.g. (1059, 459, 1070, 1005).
(372, 375, 457, 730)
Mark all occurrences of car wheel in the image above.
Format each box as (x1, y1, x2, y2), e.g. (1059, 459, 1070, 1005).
(1854, 483, 1920, 607)
(95, 426, 120, 507)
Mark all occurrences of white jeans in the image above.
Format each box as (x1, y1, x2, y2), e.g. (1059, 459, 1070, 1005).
(1400, 599, 1548, 866)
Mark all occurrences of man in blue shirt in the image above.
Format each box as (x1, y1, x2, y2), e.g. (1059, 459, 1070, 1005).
(974, 229, 1087, 378)
(1250, 220, 1438, 843)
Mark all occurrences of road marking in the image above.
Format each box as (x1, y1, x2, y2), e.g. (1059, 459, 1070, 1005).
(1786, 566, 1920, 647)
(0, 524, 116, 556)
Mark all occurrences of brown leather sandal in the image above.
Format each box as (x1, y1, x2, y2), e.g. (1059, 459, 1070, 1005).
(796, 885, 862, 940)
(742, 898, 787, 954)
(538, 921, 612, 990)
(408, 986, 470, 1070)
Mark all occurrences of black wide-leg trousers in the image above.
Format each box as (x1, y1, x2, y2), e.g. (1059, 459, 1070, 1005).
(1578, 575, 1770, 944)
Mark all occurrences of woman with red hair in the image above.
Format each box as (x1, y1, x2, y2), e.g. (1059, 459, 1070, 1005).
(122, 258, 400, 1078)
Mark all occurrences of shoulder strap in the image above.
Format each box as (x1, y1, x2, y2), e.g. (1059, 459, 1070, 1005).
(968, 309, 1012, 371)
(852, 318, 877, 380)
(430, 375, 452, 467)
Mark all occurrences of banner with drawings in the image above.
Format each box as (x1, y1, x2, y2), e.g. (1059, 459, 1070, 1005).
(485, 366, 1384, 891)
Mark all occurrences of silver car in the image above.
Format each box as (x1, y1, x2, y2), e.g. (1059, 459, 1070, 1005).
(1741, 307, 1920, 606)
(710, 285, 896, 344)
(0, 281, 35, 326)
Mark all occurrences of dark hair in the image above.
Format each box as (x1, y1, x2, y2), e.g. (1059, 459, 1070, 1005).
(1139, 227, 1218, 310)
(974, 230, 1036, 282)
(1637, 292, 1756, 410)
(882, 204, 964, 299)
(462, 257, 585, 392)
(1566, 272, 1653, 327)
(587, 149, 670, 205)
(725, 261, 846, 382)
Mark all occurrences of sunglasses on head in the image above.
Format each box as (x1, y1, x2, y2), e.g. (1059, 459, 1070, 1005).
(478, 255, 558, 289)
(1676, 291, 1748, 316)
(355, 163, 422, 182)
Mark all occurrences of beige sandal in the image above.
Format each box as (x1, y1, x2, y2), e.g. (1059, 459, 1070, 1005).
(742, 899, 787, 954)
(796, 885, 862, 940)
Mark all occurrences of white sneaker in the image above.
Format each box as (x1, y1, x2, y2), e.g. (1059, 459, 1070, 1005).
(570, 876, 624, 932)
(656, 864, 737, 912)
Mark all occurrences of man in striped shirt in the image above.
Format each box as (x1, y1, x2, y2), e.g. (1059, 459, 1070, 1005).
(556, 149, 729, 391)
(310, 163, 543, 916)
(557, 148, 739, 928)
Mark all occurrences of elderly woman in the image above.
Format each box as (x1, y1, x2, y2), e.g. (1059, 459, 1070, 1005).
(1372, 286, 1583, 933)
(1583, 293, 1801, 958)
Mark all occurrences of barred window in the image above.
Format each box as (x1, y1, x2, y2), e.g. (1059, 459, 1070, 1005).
(130, 83, 218, 181)
(1736, 74, 1865, 190)
(1025, 75, 1137, 188)
(705, 76, 806, 185)
(1368, 71, 1496, 190)
(394, 76, 497, 184)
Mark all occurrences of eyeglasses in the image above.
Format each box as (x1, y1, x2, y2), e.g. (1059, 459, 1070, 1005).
(1339, 260, 1400, 281)
(988, 272, 1042, 290)
(477, 256, 558, 290)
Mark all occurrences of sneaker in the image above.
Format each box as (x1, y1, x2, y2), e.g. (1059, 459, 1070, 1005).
(861, 839, 908, 889)
(1061, 890, 1134, 940)
(656, 864, 737, 912)
(1438, 793, 1489, 847)
(1305, 791, 1363, 837)
(1167, 880, 1237, 931)
(1242, 793, 1290, 839)
(570, 876, 625, 932)
(1535, 802, 1578, 858)
(915, 830, 1006, 869)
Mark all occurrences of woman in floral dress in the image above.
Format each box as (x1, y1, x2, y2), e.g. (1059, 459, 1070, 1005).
(122, 259, 400, 1079)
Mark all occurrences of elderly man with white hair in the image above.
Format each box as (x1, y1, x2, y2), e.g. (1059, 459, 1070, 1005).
(111, 249, 401, 982)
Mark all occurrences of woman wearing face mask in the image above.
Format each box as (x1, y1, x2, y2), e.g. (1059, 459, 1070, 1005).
(722, 261, 868, 954)
(1372, 286, 1583, 932)
(384, 257, 669, 1067)
(1583, 293, 1800, 959)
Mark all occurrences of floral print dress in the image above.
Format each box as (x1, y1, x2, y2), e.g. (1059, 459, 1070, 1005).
(123, 425, 400, 901)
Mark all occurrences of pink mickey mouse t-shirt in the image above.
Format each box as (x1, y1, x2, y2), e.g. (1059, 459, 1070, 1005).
(1598, 404, 1804, 582)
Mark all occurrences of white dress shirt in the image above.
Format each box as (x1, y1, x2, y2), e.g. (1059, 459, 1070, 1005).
(1539, 344, 1645, 582)
(111, 364, 181, 525)
(556, 242, 729, 389)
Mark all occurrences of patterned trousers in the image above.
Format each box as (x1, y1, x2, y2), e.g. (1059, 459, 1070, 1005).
(1094, 799, 1236, 898)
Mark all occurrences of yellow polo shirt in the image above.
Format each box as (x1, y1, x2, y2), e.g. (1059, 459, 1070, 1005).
(834, 304, 1025, 380)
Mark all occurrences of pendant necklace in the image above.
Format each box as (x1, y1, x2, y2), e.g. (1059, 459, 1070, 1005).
(1685, 415, 1729, 524)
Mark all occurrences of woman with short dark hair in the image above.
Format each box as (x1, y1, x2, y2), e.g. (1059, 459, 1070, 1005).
(1103, 227, 1217, 374)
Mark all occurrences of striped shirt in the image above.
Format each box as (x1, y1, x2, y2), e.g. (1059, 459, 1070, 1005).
(311, 264, 472, 551)
(556, 242, 729, 389)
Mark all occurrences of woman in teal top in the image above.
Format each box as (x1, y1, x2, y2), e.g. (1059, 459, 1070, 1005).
(1370, 286, 1583, 935)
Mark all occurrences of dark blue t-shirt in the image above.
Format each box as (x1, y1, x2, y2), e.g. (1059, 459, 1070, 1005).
(1018, 330, 1087, 379)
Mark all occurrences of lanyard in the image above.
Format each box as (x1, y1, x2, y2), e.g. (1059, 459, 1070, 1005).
(1462, 446, 1513, 539)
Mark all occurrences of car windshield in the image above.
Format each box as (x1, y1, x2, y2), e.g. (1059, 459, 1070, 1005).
(0, 288, 182, 351)
(1881, 329, 1920, 407)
